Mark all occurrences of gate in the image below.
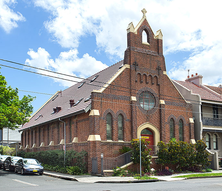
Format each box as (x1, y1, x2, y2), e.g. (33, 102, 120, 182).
(92, 157, 98, 175)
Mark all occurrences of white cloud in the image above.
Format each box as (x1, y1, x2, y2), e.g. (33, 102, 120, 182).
(25, 47, 108, 87)
(0, 0, 25, 33)
(169, 42, 222, 86)
(33, 0, 222, 56)
(32, 0, 222, 85)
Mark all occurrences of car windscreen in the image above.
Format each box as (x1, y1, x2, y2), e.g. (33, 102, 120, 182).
(12, 158, 22, 163)
(0, 156, 8, 160)
(23, 159, 39, 165)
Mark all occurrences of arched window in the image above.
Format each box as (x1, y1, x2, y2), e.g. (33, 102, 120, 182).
(213, 134, 218, 150)
(142, 30, 149, 44)
(206, 133, 211, 149)
(170, 119, 175, 139)
(118, 114, 124, 141)
(106, 113, 112, 140)
(179, 119, 184, 141)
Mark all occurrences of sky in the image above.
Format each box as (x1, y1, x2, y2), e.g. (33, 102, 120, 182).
(1, 0, 222, 114)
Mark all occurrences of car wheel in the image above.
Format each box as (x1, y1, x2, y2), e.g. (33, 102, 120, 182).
(21, 168, 24, 175)
(39, 172, 43, 176)
(14, 168, 17, 173)
(3, 165, 6, 171)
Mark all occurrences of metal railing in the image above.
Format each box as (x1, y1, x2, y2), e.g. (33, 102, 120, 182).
(202, 117, 222, 127)
(103, 145, 158, 170)
(103, 151, 132, 170)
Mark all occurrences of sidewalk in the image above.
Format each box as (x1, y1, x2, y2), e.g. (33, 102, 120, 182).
(43, 170, 222, 183)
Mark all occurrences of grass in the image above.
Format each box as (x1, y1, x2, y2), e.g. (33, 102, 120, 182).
(134, 175, 158, 180)
(173, 173, 222, 179)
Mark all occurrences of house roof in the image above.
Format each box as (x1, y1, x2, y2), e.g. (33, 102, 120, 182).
(206, 85, 222, 95)
(174, 80, 222, 102)
(20, 61, 124, 131)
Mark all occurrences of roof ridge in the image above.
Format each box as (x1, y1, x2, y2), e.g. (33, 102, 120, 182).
(201, 85, 222, 99)
(61, 60, 123, 92)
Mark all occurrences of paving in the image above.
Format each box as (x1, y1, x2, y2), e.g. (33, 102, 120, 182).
(43, 170, 222, 183)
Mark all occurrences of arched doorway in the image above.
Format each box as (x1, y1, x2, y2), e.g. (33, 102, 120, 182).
(137, 122, 160, 146)
(141, 128, 154, 146)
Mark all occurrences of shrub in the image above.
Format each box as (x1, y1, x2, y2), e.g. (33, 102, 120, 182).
(67, 166, 82, 175)
(157, 139, 210, 171)
(113, 167, 128, 176)
(206, 168, 212, 172)
(119, 146, 131, 154)
(17, 149, 88, 173)
(0, 145, 15, 155)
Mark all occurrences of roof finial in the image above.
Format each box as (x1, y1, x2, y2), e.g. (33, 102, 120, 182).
(141, 8, 147, 18)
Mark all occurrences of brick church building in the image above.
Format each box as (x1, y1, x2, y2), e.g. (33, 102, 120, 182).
(20, 9, 194, 173)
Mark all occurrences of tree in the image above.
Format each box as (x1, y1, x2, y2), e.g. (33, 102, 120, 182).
(0, 71, 34, 129)
(131, 138, 152, 172)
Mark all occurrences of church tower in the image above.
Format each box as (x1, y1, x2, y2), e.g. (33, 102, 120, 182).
(124, 9, 166, 142)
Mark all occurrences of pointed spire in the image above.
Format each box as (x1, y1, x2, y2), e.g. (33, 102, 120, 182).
(155, 29, 163, 40)
(127, 22, 135, 33)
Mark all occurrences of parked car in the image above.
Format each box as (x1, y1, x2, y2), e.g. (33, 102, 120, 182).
(0, 155, 9, 169)
(14, 158, 44, 175)
(3, 156, 23, 171)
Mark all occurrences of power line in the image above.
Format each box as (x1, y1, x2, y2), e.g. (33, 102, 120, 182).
(0, 58, 129, 91)
(1, 58, 222, 110)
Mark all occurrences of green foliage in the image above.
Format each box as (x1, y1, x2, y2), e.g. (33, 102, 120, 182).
(134, 175, 157, 180)
(17, 149, 88, 173)
(131, 138, 152, 172)
(66, 166, 82, 175)
(195, 140, 210, 168)
(113, 166, 128, 176)
(0, 145, 15, 155)
(205, 168, 212, 172)
(0, 146, 3, 155)
(0, 70, 34, 129)
(119, 146, 131, 154)
(156, 139, 210, 170)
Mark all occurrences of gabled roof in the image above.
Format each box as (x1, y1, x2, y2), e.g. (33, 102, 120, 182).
(21, 61, 124, 131)
(174, 80, 222, 102)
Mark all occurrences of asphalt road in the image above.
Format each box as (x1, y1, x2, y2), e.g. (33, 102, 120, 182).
(1, 169, 222, 191)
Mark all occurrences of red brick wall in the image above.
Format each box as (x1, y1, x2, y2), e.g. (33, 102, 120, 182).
(21, 18, 194, 174)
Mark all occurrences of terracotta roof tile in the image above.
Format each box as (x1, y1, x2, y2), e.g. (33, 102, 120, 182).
(175, 80, 222, 102)
(206, 85, 222, 95)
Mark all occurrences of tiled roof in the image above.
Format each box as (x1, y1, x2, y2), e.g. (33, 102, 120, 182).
(206, 85, 222, 95)
(21, 61, 124, 131)
(174, 80, 222, 102)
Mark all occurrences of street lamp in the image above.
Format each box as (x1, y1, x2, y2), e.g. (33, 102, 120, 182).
(101, 153, 104, 176)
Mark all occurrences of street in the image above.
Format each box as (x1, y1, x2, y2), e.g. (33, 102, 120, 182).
(1, 169, 222, 191)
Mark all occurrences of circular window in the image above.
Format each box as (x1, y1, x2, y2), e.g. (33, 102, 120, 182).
(139, 91, 155, 110)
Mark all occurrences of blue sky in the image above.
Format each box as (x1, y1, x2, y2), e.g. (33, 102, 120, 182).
(1, 0, 222, 114)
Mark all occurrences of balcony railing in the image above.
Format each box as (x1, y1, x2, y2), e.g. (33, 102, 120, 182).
(202, 117, 222, 127)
